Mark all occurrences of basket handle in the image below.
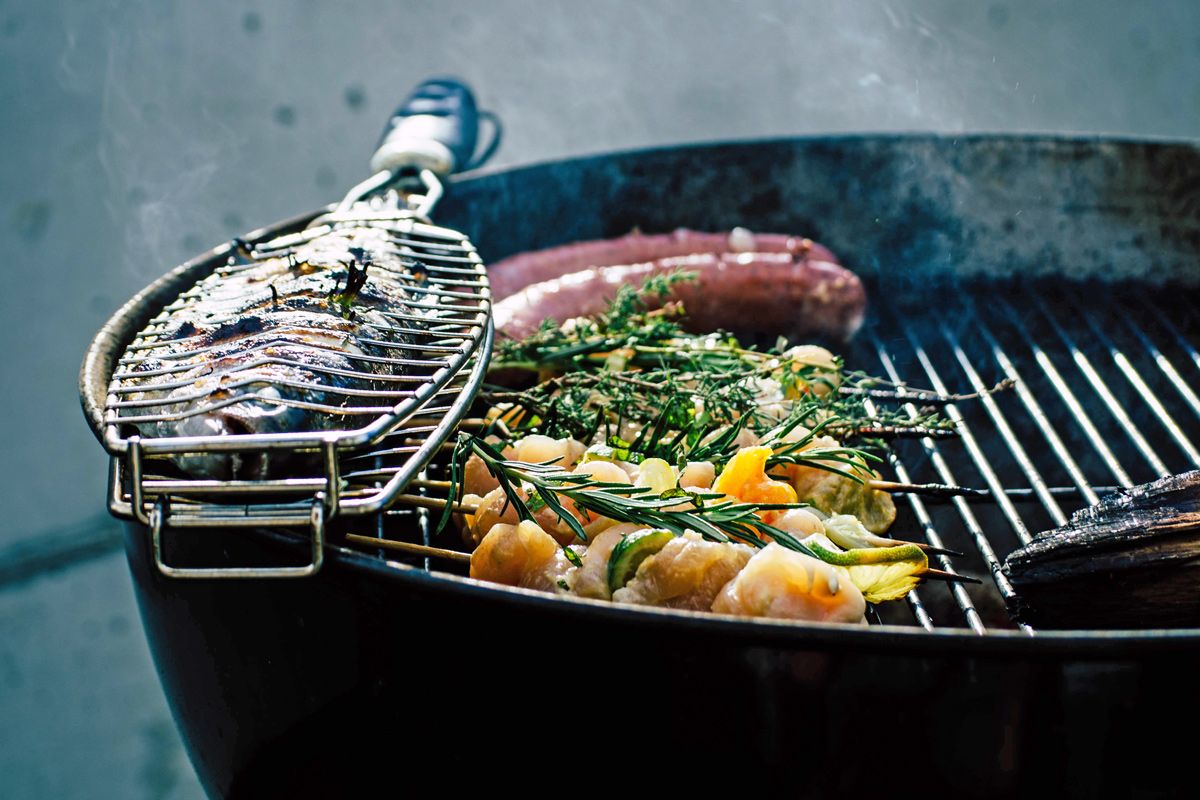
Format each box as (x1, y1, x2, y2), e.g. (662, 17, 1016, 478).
(368, 77, 500, 177)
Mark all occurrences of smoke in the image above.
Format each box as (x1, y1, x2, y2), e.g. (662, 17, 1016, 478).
(95, 2, 247, 277)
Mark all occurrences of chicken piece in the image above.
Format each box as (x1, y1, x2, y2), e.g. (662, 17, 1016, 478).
(679, 461, 716, 490)
(612, 531, 753, 610)
(712, 543, 866, 624)
(465, 486, 587, 548)
(469, 520, 577, 593)
(780, 344, 841, 398)
(570, 524, 643, 600)
(514, 434, 586, 468)
(771, 508, 826, 539)
(771, 429, 896, 534)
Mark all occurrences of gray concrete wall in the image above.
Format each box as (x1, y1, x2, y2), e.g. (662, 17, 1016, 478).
(2, 1, 1197, 797)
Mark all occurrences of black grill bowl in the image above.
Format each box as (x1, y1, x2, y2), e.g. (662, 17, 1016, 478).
(100, 136, 1200, 797)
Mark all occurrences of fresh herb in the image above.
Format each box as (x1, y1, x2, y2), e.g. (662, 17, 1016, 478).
(442, 434, 822, 558)
(484, 272, 955, 460)
(329, 259, 369, 318)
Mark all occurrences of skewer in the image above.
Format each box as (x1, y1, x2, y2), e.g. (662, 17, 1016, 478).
(392, 493, 479, 514)
(866, 479, 991, 498)
(400, 491, 959, 556)
(412, 476, 1089, 512)
(345, 533, 471, 564)
(912, 543, 963, 557)
(839, 425, 959, 440)
(839, 379, 1015, 405)
(921, 569, 981, 585)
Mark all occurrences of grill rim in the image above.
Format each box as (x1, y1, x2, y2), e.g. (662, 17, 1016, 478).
(285, 530, 1200, 653)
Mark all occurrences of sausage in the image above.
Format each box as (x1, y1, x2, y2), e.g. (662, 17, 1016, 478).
(488, 227, 839, 300)
(493, 252, 866, 342)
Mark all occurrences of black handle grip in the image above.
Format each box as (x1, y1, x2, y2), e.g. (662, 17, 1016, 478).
(369, 77, 480, 176)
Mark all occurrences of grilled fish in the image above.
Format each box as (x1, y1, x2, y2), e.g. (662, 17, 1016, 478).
(118, 227, 426, 479)
(1003, 470, 1200, 628)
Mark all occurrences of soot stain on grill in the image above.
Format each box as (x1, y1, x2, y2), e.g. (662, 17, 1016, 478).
(222, 212, 244, 231)
(180, 233, 203, 254)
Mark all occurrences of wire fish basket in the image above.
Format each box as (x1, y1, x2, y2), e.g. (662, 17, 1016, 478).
(93, 79, 497, 577)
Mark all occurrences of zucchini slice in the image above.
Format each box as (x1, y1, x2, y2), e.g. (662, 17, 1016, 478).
(607, 529, 676, 593)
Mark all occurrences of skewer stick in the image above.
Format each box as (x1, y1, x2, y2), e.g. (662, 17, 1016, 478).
(345, 533, 471, 564)
(839, 425, 959, 440)
(921, 569, 981, 585)
(910, 543, 963, 557)
(410, 478, 454, 491)
(392, 493, 479, 514)
(866, 479, 991, 498)
(839, 379, 1014, 405)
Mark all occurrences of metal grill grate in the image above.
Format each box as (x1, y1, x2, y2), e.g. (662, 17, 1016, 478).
(357, 277, 1199, 634)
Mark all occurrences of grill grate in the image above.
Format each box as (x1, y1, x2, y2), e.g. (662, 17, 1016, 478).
(357, 277, 1199, 634)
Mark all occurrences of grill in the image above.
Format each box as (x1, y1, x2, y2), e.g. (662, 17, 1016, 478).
(80, 126, 1200, 793)
(333, 277, 1199, 634)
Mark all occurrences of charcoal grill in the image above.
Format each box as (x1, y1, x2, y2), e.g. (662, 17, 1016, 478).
(81, 131, 1200, 796)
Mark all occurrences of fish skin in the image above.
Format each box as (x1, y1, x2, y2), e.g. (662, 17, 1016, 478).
(119, 227, 426, 479)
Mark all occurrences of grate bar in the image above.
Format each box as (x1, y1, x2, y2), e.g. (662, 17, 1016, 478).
(941, 320, 1070, 526)
(873, 336, 1023, 629)
(899, 317, 1033, 547)
(1140, 291, 1200, 375)
(861, 396, 972, 633)
(1067, 296, 1200, 466)
(1115, 305, 1200, 422)
(995, 298, 1135, 487)
(968, 307, 1100, 507)
(1030, 296, 1170, 477)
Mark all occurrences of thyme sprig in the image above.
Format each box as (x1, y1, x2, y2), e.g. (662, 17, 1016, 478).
(487, 274, 956, 453)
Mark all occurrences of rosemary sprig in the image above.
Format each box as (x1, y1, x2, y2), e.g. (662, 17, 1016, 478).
(439, 434, 822, 558)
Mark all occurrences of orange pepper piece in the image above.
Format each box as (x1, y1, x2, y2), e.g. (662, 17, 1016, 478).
(713, 446, 798, 523)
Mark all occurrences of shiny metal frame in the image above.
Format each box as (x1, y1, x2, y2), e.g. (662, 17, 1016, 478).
(90, 170, 493, 578)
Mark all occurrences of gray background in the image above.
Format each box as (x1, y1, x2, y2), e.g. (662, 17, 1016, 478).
(1, 1, 1197, 797)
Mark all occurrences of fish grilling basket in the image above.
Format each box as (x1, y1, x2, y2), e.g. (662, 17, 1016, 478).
(80, 81, 1200, 795)
(85, 79, 494, 578)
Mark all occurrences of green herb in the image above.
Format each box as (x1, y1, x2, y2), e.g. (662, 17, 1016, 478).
(442, 434, 822, 560)
(329, 260, 369, 318)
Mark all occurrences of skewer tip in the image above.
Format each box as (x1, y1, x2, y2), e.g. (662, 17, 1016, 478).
(921, 568, 981, 585)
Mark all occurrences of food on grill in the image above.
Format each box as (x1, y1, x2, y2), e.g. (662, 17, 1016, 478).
(118, 228, 422, 479)
(442, 269, 964, 624)
(495, 253, 865, 341)
(1003, 471, 1200, 628)
(712, 544, 867, 624)
(488, 227, 837, 298)
(610, 531, 754, 610)
(491, 227, 865, 341)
